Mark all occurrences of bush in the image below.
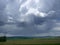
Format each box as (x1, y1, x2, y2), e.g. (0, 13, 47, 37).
(0, 36, 6, 42)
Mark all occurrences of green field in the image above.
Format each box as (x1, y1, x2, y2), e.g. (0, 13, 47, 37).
(0, 37, 60, 45)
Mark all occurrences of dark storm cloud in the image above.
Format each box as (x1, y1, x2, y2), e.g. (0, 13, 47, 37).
(17, 22, 26, 27)
(0, 21, 5, 26)
(16, 13, 46, 27)
(34, 16, 46, 25)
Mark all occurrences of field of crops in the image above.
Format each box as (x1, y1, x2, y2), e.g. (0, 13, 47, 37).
(0, 37, 60, 45)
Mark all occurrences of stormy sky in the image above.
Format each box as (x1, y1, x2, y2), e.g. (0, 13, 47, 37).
(0, 0, 60, 37)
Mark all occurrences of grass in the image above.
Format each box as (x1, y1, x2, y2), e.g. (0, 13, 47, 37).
(0, 37, 60, 45)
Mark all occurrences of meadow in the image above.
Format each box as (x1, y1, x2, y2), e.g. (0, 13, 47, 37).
(0, 37, 60, 45)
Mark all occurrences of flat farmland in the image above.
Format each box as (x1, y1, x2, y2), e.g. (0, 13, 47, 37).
(0, 37, 60, 45)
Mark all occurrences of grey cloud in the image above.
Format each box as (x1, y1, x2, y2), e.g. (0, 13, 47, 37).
(0, 0, 8, 26)
(53, 0, 60, 11)
(52, 11, 60, 21)
(34, 16, 46, 25)
(0, 0, 60, 36)
(0, 21, 5, 26)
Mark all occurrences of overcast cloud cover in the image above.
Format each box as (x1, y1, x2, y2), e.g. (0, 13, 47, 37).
(0, 0, 60, 37)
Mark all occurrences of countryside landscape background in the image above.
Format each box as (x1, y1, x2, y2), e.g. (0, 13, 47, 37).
(0, 0, 60, 45)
